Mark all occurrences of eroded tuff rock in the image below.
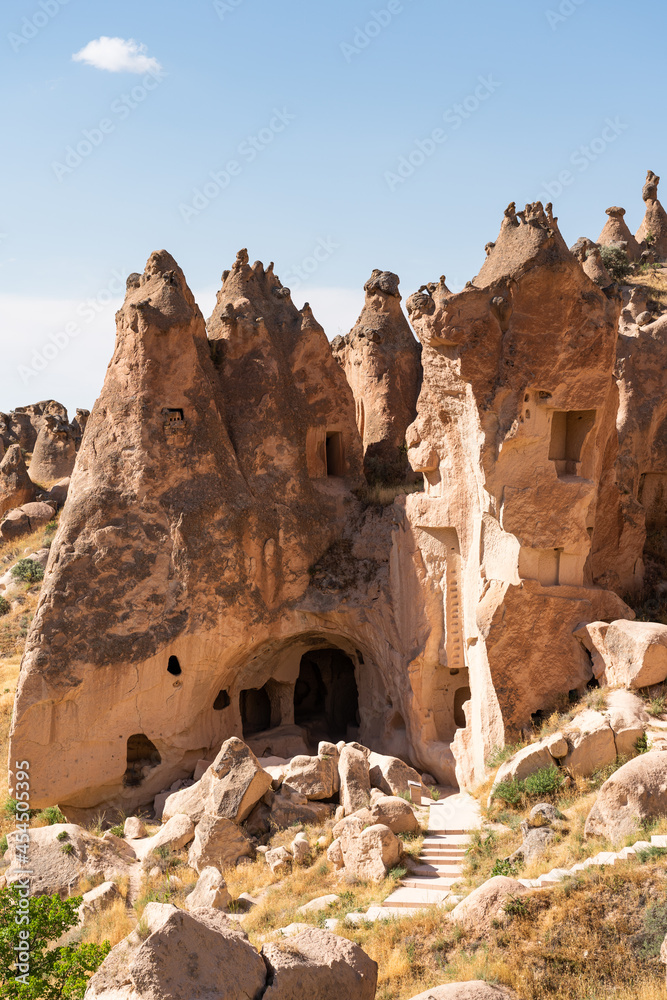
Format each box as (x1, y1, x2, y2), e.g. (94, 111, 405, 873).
(29, 413, 77, 483)
(0, 444, 35, 516)
(596, 206, 642, 260)
(636, 170, 667, 258)
(331, 269, 421, 482)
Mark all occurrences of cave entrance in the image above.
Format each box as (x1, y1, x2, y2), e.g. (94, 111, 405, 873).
(123, 734, 161, 787)
(240, 686, 272, 735)
(294, 648, 359, 744)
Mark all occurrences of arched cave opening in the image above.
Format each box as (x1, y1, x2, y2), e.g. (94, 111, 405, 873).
(454, 686, 471, 728)
(240, 686, 272, 735)
(294, 648, 359, 744)
(213, 689, 231, 711)
(123, 733, 161, 787)
(167, 655, 182, 676)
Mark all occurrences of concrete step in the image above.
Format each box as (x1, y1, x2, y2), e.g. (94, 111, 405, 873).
(382, 886, 451, 908)
(420, 850, 466, 859)
(402, 876, 459, 890)
(410, 864, 463, 878)
(651, 835, 667, 848)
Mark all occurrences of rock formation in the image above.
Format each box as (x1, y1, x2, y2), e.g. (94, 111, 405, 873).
(0, 444, 35, 516)
(9, 175, 667, 815)
(636, 170, 667, 258)
(332, 270, 422, 482)
(28, 413, 77, 483)
(597, 206, 641, 260)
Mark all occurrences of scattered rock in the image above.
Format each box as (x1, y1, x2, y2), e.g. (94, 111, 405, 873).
(123, 817, 147, 840)
(290, 832, 311, 865)
(187, 814, 252, 873)
(584, 751, 667, 842)
(0, 444, 35, 517)
(297, 894, 339, 914)
(283, 753, 339, 800)
(575, 620, 667, 688)
(142, 814, 195, 868)
(562, 710, 617, 777)
(449, 877, 527, 936)
(0, 500, 55, 541)
(336, 818, 402, 882)
(339, 745, 371, 815)
(265, 846, 292, 875)
(80, 881, 121, 918)
(261, 925, 378, 1000)
(406, 984, 519, 999)
(368, 751, 424, 798)
(184, 866, 231, 911)
(369, 793, 419, 834)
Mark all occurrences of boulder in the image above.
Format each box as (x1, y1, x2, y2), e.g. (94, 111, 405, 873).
(508, 825, 554, 863)
(406, 984, 518, 1000)
(333, 809, 374, 838)
(29, 414, 77, 484)
(266, 846, 292, 875)
(142, 814, 194, 867)
(369, 794, 419, 834)
(575, 620, 667, 688)
(297, 894, 339, 914)
(337, 818, 402, 882)
(162, 737, 272, 824)
(449, 877, 527, 935)
(584, 751, 667, 842)
(80, 881, 121, 918)
(490, 741, 554, 797)
(184, 867, 231, 911)
(123, 817, 147, 840)
(562, 710, 616, 777)
(368, 751, 424, 798)
(606, 689, 648, 758)
(525, 802, 563, 827)
(267, 791, 335, 829)
(187, 814, 252, 873)
(545, 733, 568, 759)
(283, 754, 339, 800)
(339, 745, 371, 815)
(0, 501, 55, 541)
(261, 926, 377, 1000)
(4, 824, 133, 897)
(0, 444, 35, 517)
(327, 838, 344, 870)
(291, 832, 311, 865)
(84, 902, 267, 1000)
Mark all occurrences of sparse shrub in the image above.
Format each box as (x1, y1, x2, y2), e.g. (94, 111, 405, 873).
(56, 830, 69, 842)
(60, 842, 74, 855)
(598, 244, 631, 281)
(648, 693, 666, 716)
(491, 857, 520, 878)
(491, 777, 523, 806)
(0, 596, 9, 617)
(388, 865, 407, 881)
(503, 893, 528, 917)
(430, 787, 440, 801)
(109, 824, 124, 837)
(635, 732, 650, 754)
(637, 899, 667, 957)
(0, 835, 7, 854)
(523, 765, 563, 798)
(11, 558, 45, 585)
(485, 743, 524, 768)
(635, 845, 667, 864)
(0, 886, 110, 998)
(38, 805, 67, 825)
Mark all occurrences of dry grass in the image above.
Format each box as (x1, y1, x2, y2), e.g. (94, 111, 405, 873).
(79, 899, 136, 948)
(626, 266, 667, 308)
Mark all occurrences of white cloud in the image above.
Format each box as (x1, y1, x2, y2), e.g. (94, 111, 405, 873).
(72, 36, 162, 75)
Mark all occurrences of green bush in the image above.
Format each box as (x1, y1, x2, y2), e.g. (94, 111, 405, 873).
(56, 831, 69, 842)
(492, 777, 523, 806)
(637, 899, 667, 958)
(597, 244, 631, 281)
(491, 857, 520, 877)
(635, 732, 650, 754)
(0, 886, 110, 998)
(0, 835, 7, 854)
(523, 765, 564, 798)
(0, 596, 9, 617)
(503, 893, 528, 917)
(109, 824, 124, 838)
(10, 559, 44, 585)
(36, 806, 67, 826)
(486, 743, 524, 768)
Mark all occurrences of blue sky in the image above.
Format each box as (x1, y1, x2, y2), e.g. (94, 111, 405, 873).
(1, 0, 665, 415)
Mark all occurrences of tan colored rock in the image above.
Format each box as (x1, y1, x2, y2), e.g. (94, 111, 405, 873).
(369, 794, 419, 834)
(327, 838, 344, 870)
(0, 445, 35, 516)
(0, 500, 54, 541)
(283, 753, 338, 800)
(4, 823, 133, 897)
(570, 237, 613, 287)
(142, 814, 194, 867)
(368, 751, 424, 797)
(636, 170, 667, 259)
(262, 926, 377, 1000)
(123, 816, 147, 839)
(163, 737, 271, 825)
(545, 733, 568, 759)
(660, 933, 667, 984)
(6, 401, 69, 452)
(575, 620, 667, 688)
(332, 269, 421, 483)
(80, 881, 121, 917)
(338, 818, 402, 881)
(339, 745, 371, 815)
(562, 710, 616, 777)
(406, 984, 518, 1000)
(597, 206, 641, 260)
(290, 832, 311, 865)
(584, 751, 667, 842)
(449, 876, 527, 935)
(266, 845, 292, 874)
(187, 814, 252, 873)
(492, 741, 554, 787)
(29, 413, 77, 484)
(267, 792, 334, 830)
(84, 902, 266, 1000)
(184, 866, 231, 911)
(605, 689, 648, 757)
(297, 893, 339, 914)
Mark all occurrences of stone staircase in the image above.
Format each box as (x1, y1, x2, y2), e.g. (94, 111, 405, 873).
(517, 833, 667, 888)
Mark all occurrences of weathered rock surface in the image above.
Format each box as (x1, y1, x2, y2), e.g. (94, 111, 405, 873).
(561, 710, 617, 778)
(575, 619, 667, 688)
(636, 170, 667, 259)
(0, 500, 54, 541)
(584, 751, 667, 842)
(283, 753, 339, 800)
(84, 902, 267, 999)
(334, 818, 402, 881)
(262, 926, 378, 1000)
(368, 751, 424, 797)
(596, 206, 641, 260)
(184, 866, 231, 911)
(162, 737, 271, 825)
(339, 745, 371, 815)
(187, 814, 252, 872)
(369, 793, 419, 833)
(123, 816, 147, 839)
(29, 413, 77, 484)
(142, 814, 194, 867)
(449, 876, 527, 935)
(0, 444, 35, 516)
(4, 824, 133, 897)
(407, 984, 518, 1000)
(332, 269, 421, 482)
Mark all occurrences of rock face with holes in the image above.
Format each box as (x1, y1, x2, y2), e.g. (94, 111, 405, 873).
(331, 269, 422, 483)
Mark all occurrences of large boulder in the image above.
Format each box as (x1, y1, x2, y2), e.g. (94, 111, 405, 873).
(283, 753, 339, 800)
(264, 790, 335, 830)
(0, 444, 35, 516)
(4, 823, 133, 897)
(262, 926, 377, 1000)
(162, 737, 272, 824)
(187, 814, 252, 873)
(605, 690, 648, 758)
(84, 902, 267, 999)
(584, 751, 667, 842)
(406, 985, 518, 999)
(335, 818, 402, 881)
(184, 867, 231, 911)
(490, 741, 555, 799)
(142, 814, 194, 868)
(29, 414, 77, 484)
(561, 710, 617, 777)
(575, 619, 667, 688)
(370, 793, 419, 834)
(0, 500, 54, 541)
(338, 745, 371, 815)
(368, 751, 423, 798)
(449, 877, 527, 936)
